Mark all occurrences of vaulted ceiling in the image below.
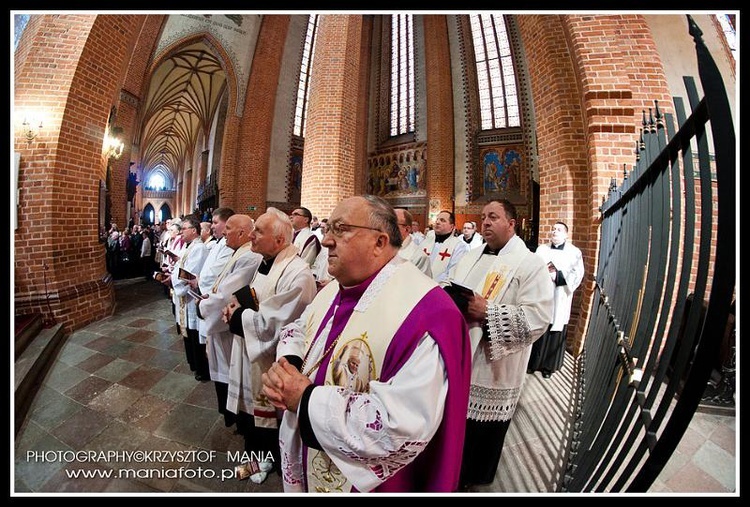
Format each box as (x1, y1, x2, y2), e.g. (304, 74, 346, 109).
(139, 41, 227, 185)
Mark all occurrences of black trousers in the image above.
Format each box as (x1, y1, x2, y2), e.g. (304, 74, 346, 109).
(214, 381, 235, 427)
(528, 325, 567, 375)
(183, 327, 209, 377)
(235, 411, 280, 468)
(459, 418, 512, 488)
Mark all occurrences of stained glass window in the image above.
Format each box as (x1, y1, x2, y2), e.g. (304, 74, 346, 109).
(293, 15, 319, 137)
(390, 14, 415, 136)
(470, 14, 520, 130)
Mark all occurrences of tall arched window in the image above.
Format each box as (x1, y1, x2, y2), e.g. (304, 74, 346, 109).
(147, 173, 165, 191)
(14, 14, 30, 51)
(717, 14, 737, 53)
(390, 14, 415, 137)
(470, 14, 520, 130)
(293, 14, 319, 138)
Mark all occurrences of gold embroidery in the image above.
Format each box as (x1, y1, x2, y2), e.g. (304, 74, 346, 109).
(310, 451, 347, 492)
(482, 265, 510, 300)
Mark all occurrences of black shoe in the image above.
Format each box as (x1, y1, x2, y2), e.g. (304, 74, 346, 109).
(195, 373, 209, 382)
(542, 371, 551, 379)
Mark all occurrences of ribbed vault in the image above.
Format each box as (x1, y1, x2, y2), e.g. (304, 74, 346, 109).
(139, 41, 226, 186)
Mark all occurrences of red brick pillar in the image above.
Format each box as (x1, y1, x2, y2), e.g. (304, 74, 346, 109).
(518, 14, 673, 354)
(302, 15, 367, 218)
(13, 14, 143, 331)
(221, 15, 289, 219)
(423, 16, 455, 222)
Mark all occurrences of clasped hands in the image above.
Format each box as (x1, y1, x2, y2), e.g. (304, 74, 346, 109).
(221, 296, 240, 323)
(262, 357, 312, 413)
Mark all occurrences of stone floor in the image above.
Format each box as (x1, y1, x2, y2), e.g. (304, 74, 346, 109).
(12, 277, 737, 495)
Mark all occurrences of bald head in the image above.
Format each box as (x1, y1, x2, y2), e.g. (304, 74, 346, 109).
(224, 214, 255, 250)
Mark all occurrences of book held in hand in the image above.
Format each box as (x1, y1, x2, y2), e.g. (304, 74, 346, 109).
(450, 281, 475, 298)
(233, 285, 259, 311)
(187, 287, 205, 301)
(178, 267, 197, 281)
(443, 281, 475, 313)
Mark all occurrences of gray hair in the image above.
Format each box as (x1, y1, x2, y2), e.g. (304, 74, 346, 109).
(265, 207, 293, 245)
(169, 219, 182, 233)
(362, 195, 402, 248)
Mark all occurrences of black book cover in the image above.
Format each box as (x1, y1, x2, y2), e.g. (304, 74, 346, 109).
(443, 282, 475, 314)
(233, 285, 259, 311)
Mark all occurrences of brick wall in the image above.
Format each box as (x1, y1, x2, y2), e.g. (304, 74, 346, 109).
(519, 14, 674, 354)
(423, 16, 455, 217)
(222, 15, 289, 219)
(301, 15, 365, 218)
(122, 15, 166, 224)
(14, 14, 143, 331)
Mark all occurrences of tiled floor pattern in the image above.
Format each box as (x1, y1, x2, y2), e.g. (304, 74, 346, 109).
(13, 277, 737, 495)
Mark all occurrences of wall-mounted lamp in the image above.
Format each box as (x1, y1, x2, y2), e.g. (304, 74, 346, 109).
(104, 126, 125, 160)
(21, 117, 43, 144)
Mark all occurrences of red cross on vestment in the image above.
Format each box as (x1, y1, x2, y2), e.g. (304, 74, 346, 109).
(438, 248, 451, 261)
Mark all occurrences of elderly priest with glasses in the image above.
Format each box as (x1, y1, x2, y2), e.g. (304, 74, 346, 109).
(263, 194, 472, 493)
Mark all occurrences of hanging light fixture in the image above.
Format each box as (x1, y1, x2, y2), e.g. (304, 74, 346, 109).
(104, 126, 125, 160)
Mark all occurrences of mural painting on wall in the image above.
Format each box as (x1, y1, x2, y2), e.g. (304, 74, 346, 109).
(367, 148, 427, 198)
(480, 145, 523, 200)
(288, 150, 303, 203)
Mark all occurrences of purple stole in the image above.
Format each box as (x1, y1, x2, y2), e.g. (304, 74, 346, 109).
(304, 269, 471, 492)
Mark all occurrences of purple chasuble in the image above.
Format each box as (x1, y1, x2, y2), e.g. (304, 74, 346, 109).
(305, 269, 471, 492)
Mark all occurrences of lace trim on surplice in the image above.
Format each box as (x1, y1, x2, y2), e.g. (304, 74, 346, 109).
(486, 303, 531, 361)
(467, 384, 520, 422)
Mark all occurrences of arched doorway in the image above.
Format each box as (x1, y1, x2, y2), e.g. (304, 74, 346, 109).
(159, 203, 172, 224)
(142, 203, 155, 225)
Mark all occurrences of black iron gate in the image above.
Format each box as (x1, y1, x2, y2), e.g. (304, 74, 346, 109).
(562, 15, 735, 492)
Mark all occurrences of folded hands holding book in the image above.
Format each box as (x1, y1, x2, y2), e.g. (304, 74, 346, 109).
(221, 285, 260, 326)
(233, 285, 259, 311)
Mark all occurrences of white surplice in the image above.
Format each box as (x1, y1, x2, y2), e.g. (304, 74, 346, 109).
(275, 257, 449, 493)
(292, 226, 320, 269)
(398, 235, 432, 277)
(171, 237, 209, 333)
(449, 235, 553, 422)
(534, 241, 585, 331)
(421, 233, 470, 283)
(198, 243, 262, 384)
(195, 237, 233, 345)
(226, 244, 316, 424)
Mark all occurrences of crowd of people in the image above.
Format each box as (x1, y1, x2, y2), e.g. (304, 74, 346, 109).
(118, 196, 583, 493)
(104, 222, 161, 280)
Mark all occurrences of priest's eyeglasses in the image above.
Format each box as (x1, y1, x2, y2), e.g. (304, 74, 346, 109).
(327, 221, 382, 238)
